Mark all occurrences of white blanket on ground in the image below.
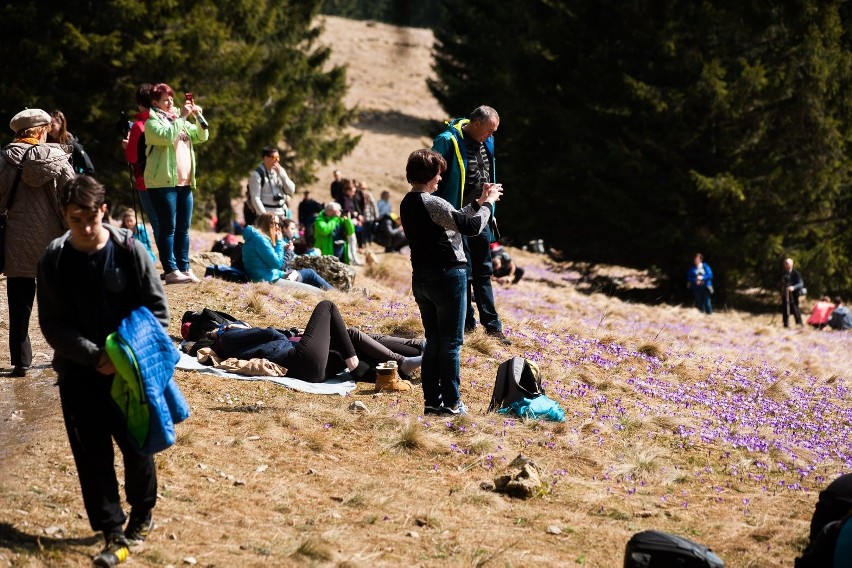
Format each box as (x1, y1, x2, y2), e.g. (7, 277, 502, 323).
(175, 351, 356, 396)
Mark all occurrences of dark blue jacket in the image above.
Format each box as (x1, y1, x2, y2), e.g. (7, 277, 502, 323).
(215, 326, 295, 364)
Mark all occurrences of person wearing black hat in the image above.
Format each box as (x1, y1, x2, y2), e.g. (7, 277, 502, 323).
(0, 108, 75, 377)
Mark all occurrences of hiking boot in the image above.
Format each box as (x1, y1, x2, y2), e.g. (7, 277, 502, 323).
(125, 511, 154, 544)
(375, 363, 412, 392)
(11, 365, 29, 377)
(423, 405, 443, 416)
(93, 533, 130, 567)
(486, 329, 512, 345)
(442, 400, 468, 416)
(164, 270, 192, 285)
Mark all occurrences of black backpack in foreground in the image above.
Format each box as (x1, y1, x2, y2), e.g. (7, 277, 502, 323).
(625, 531, 724, 567)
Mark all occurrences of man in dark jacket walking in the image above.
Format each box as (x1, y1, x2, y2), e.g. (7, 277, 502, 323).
(432, 105, 510, 344)
(780, 257, 805, 327)
(38, 176, 169, 567)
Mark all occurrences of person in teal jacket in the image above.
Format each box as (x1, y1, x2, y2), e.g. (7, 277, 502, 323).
(313, 201, 355, 264)
(432, 105, 510, 345)
(144, 83, 209, 285)
(242, 213, 331, 293)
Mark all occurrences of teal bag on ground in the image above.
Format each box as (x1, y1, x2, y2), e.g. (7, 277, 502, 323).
(497, 395, 566, 422)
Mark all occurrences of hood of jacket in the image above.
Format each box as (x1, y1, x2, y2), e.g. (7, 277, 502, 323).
(2, 142, 73, 187)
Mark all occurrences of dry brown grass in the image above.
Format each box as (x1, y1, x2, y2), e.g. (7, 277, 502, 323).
(1, 15, 851, 568)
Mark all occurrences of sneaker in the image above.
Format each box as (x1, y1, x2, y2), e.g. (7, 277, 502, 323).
(183, 269, 202, 283)
(164, 270, 191, 285)
(486, 329, 512, 345)
(125, 511, 154, 544)
(441, 400, 468, 416)
(93, 533, 130, 567)
(424, 405, 443, 416)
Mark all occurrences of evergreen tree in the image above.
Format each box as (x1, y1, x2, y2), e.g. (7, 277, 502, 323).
(0, 0, 357, 229)
(430, 0, 852, 298)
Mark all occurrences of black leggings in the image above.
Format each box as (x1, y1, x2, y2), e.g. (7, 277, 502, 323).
(325, 331, 422, 379)
(280, 300, 357, 382)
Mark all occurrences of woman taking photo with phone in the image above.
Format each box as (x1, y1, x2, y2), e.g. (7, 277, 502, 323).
(144, 83, 210, 284)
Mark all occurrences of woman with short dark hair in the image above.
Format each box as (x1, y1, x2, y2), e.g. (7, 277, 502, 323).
(399, 148, 502, 415)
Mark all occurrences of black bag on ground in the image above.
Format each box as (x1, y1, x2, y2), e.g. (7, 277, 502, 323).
(181, 308, 242, 341)
(487, 356, 543, 413)
(624, 530, 724, 568)
(204, 264, 249, 283)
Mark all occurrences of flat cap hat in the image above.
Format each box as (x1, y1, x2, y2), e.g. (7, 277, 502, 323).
(10, 108, 51, 133)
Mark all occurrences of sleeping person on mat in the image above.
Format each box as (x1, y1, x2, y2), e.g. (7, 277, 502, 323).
(209, 299, 423, 383)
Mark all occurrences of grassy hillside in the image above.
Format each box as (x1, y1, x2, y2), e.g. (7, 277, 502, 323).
(0, 15, 850, 568)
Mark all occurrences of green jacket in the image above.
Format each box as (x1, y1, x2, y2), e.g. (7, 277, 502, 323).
(143, 109, 209, 189)
(313, 212, 355, 262)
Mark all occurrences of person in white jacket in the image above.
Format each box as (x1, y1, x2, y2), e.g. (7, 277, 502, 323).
(247, 145, 296, 220)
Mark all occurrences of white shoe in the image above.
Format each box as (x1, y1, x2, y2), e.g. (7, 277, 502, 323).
(184, 270, 202, 283)
(164, 270, 192, 284)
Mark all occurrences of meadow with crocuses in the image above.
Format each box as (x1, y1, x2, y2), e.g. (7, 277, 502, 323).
(3, 241, 847, 567)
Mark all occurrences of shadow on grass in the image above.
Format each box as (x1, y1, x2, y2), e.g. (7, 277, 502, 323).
(355, 109, 437, 138)
(0, 522, 99, 561)
(571, 271, 780, 315)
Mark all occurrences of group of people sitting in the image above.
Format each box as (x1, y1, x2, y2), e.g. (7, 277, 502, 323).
(807, 296, 852, 330)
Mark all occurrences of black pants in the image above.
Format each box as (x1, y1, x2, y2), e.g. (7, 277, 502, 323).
(781, 293, 803, 327)
(462, 225, 502, 333)
(7, 277, 35, 368)
(281, 300, 357, 382)
(59, 369, 157, 533)
(326, 331, 422, 380)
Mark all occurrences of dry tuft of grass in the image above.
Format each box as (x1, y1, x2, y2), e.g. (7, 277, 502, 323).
(464, 333, 496, 356)
(387, 420, 431, 452)
(637, 341, 665, 360)
(294, 538, 336, 562)
(244, 289, 268, 315)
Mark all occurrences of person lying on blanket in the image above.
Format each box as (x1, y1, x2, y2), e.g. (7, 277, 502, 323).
(209, 299, 423, 383)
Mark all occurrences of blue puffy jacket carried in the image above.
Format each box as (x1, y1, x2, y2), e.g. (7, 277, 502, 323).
(107, 306, 190, 454)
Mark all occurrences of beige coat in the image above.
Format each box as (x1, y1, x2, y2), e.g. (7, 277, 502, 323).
(0, 143, 74, 278)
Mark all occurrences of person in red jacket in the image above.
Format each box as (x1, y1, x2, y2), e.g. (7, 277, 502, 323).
(122, 83, 159, 247)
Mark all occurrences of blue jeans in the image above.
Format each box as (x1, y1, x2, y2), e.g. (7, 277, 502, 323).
(148, 185, 193, 273)
(691, 285, 713, 314)
(463, 224, 502, 332)
(297, 268, 333, 290)
(412, 267, 466, 408)
(137, 190, 160, 248)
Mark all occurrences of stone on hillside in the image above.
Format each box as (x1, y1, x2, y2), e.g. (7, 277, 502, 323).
(190, 251, 230, 271)
(291, 255, 356, 291)
(348, 400, 370, 413)
(492, 453, 545, 499)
